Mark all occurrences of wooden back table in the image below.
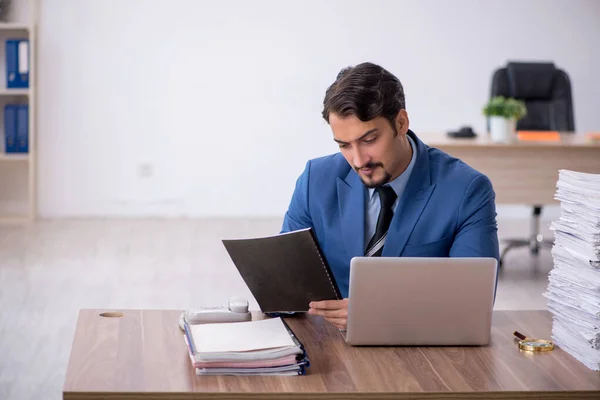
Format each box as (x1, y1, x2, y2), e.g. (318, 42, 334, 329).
(419, 132, 600, 205)
(63, 309, 600, 399)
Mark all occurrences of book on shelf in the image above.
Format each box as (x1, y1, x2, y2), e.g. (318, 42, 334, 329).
(3, 104, 28, 154)
(5, 39, 29, 89)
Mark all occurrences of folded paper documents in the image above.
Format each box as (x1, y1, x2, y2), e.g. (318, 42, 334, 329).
(544, 169, 600, 371)
(182, 317, 309, 375)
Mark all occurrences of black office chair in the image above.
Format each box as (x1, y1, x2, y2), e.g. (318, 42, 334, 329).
(489, 61, 575, 266)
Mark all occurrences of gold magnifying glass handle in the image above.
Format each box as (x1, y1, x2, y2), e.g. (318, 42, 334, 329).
(514, 331, 528, 340)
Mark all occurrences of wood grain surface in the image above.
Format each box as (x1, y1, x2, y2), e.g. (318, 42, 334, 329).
(0, 219, 558, 400)
(420, 132, 600, 205)
(63, 310, 600, 400)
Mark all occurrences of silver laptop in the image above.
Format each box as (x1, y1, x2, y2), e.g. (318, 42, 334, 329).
(344, 257, 498, 346)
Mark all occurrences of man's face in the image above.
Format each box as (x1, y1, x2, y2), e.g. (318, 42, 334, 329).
(329, 111, 409, 188)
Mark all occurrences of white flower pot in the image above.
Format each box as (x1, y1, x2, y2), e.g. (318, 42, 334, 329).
(489, 116, 517, 143)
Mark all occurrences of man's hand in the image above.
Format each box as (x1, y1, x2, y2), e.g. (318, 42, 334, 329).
(308, 299, 349, 330)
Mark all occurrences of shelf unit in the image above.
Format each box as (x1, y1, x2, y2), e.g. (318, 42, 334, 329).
(0, 87, 28, 95)
(0, 153, 29, 161)
(0, 1, 36, 224)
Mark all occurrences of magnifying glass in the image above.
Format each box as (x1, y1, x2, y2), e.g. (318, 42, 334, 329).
(513, 331, 554, 352)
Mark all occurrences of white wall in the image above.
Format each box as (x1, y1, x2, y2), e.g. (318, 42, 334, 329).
(35, 0, 600, 218)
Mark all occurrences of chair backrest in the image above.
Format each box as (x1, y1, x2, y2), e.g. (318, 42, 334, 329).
(490, 61, 575, 131)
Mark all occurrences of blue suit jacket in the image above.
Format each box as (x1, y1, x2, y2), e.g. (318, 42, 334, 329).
(281, 130, 500, 298)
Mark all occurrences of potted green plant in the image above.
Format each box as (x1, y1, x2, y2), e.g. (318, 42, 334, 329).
(483, 96, 527, 143)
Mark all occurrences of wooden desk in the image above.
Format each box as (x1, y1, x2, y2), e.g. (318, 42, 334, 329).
(63, 309, 600, 399)
(420, 132, 600, 205)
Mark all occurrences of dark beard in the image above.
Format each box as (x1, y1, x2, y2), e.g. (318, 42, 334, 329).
(356, 163, 391, 188)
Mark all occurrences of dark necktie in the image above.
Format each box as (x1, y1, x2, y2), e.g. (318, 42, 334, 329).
(365, 185, 397, 257)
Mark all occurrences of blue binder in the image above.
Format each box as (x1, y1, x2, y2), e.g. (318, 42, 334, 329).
(16, 104, 28, 153)
(6, 39, 29, 89)
(4, 104, 17, 153)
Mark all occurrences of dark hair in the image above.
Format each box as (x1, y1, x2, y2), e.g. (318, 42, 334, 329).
(322, 62, 405, 130)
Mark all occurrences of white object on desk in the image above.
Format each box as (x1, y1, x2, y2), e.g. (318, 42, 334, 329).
(489, 116, 517, 143)
(178, 297, 251, 330)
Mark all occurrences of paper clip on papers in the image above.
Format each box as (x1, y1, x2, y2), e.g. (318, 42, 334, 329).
(514, 331, 555, 352)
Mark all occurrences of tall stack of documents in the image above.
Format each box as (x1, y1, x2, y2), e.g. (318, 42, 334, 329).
(183, 317, 309, 376)
(544, 169, 600, 371)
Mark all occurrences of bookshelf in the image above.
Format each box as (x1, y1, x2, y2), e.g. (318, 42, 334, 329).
(0, 153, 28, 161)
(0, 87, 28, 95)
(0, 0, 36, 224)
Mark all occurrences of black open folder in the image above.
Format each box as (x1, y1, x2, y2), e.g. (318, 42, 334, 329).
(222, 228, 342, 312)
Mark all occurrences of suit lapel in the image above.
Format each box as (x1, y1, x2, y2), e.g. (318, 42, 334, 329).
(383, 131, 436, 257)
(337, 169, 366, 259)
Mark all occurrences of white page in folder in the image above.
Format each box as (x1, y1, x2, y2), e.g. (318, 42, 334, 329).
(190, 317, 295, 354)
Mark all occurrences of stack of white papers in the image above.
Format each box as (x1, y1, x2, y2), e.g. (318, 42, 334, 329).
(183, 317, 309, 376)
(543, 169, 600, 371)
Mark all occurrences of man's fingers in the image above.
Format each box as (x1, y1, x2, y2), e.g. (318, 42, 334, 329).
(308, 307, 347, 318)
(309, 298, 349, 310)
(309, 300, 340, 310)
(308, 302, 348, 330)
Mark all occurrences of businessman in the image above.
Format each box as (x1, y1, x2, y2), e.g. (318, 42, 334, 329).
(280, 62, 500, 331)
